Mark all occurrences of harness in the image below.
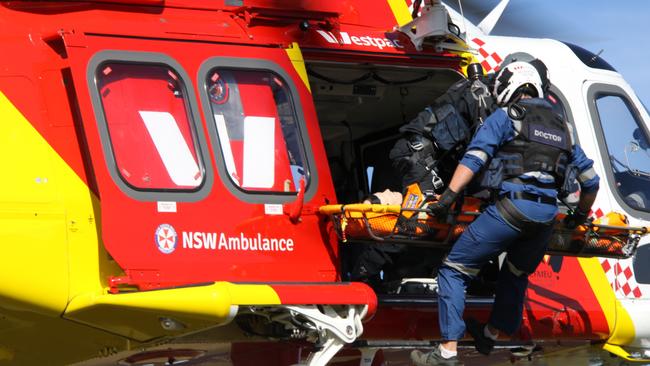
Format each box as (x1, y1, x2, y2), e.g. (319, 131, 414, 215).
(390, 78, 497, 193)
(404, 134, 443, 191)
(496, 195, 556, 233)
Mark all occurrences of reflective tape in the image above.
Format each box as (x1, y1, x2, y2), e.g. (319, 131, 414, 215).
(443, 259, 481, 277)
(578, 167, 597, 183)
(566, 122, 576, 145)
(521, 171, 555, 181)
(465, 149, 488, 163)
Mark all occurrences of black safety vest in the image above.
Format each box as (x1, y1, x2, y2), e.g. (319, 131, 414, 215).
(390, 78, 497, 192)
(497, 99, 571, 185)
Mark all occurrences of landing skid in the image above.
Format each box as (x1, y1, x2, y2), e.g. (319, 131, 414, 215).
(240, 304, 367, 366)
(352, 340, 543, 366)
(508, 344, 541, 363)
(286, 305, 367, 366)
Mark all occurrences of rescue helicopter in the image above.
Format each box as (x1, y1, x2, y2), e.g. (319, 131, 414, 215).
(0, 0, 649, 365)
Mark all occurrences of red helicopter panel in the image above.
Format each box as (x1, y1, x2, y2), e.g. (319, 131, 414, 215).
(63, 33, 339, 289)
(41, 0, 462, 291)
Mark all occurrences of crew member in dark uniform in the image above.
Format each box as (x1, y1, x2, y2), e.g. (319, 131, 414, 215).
(348, 64, 497, 288)
(411, 59, 600, 365)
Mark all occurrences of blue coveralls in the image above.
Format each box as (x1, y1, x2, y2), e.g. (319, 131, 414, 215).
(437, 100, 600, 341)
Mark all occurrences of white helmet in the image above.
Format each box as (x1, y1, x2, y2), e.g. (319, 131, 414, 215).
(493, 61, 544, 106)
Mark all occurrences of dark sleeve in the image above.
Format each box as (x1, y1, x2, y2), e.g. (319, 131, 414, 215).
(459, 109, 514, 173)
(570, 144, 600, 193)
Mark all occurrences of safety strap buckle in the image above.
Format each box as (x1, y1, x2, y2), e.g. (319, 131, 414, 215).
(431, 170, 444, 191)
(409, 140, 424, 152)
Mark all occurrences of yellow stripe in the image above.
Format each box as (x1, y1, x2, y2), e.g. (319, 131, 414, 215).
(285, 42, 311, 93)
(451, 51, 479, 78)
(578, 257, 636, 344)
(0, 86, 124, 305)
(602, 343, 650, 362)
(0, 89, 129, 363)
(224, 282, 282, 305)
(609, 304, 636, 345)
(577, 258, 616, 332)
(0, 88, 284, 357)
(65, 282, 280, 341)
(387, 0, 412, 27)
(0, 90, 69, 314)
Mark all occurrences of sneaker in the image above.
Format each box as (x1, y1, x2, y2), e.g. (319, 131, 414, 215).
(410, 347, 460, 366)
(510, 344, 537, 357)
(465, 318, 495, 355)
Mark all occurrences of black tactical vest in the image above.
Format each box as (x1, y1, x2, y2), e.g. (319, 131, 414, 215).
(390, 78, 497, 192)
(497, 99, 571, 185)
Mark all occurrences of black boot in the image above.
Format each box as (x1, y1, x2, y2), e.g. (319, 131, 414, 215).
(465, 318, 495, 355)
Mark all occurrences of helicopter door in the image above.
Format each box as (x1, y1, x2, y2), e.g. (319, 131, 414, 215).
(62, 34, 332, 288)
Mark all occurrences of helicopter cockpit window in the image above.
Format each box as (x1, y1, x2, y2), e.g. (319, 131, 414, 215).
(205, 69, 307, 193)
(596, 94, 650, 211)
(95, 62, 205, 191)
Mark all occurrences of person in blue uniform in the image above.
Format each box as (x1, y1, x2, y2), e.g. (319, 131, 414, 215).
(411, 59, 600, 365)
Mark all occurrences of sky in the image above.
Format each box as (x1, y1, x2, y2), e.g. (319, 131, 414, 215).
(447, 0, 650, 104)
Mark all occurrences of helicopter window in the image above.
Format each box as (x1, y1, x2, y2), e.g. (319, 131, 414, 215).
(562, 42, 617, 72)
(205, 69, 307, 193)
(595, 94, 650, 212)
(95, 62, 204, 191)
(633, 244, 650, 284)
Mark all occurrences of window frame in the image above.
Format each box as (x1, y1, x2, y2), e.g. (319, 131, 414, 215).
(545, 86, 583, 213)
(633, 243, 650, 285)
(548, 85, 578, 144)
(87, 50, 213, 202)
(587, 82, 650, 219)
(198, 57, 317, 204)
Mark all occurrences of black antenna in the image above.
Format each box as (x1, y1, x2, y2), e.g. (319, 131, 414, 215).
(590, 49, 604, 64)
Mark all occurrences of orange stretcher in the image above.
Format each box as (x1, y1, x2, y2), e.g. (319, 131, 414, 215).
(319, 184, 649, 259)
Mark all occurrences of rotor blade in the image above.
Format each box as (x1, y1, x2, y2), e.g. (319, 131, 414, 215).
(443, 0, 499, 24)
(477, 0, 510, 35)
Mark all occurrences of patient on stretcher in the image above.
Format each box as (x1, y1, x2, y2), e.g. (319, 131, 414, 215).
(322, 182, 644, 259)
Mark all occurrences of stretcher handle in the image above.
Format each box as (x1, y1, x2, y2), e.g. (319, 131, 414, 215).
(320, 205, 648, 234)
(319, 204, 403, 215)
(318, 203, 483, 216)
(586, 222, 650, 234)
(400, 208, 481, 216)
(319, 204, 482, 216)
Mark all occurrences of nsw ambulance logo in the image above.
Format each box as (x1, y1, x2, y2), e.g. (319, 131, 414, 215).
(155, 224, 177, 254)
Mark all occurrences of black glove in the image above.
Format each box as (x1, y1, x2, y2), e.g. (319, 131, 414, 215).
(563, 208, 589, 229)
(426, 188, 458, 218)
